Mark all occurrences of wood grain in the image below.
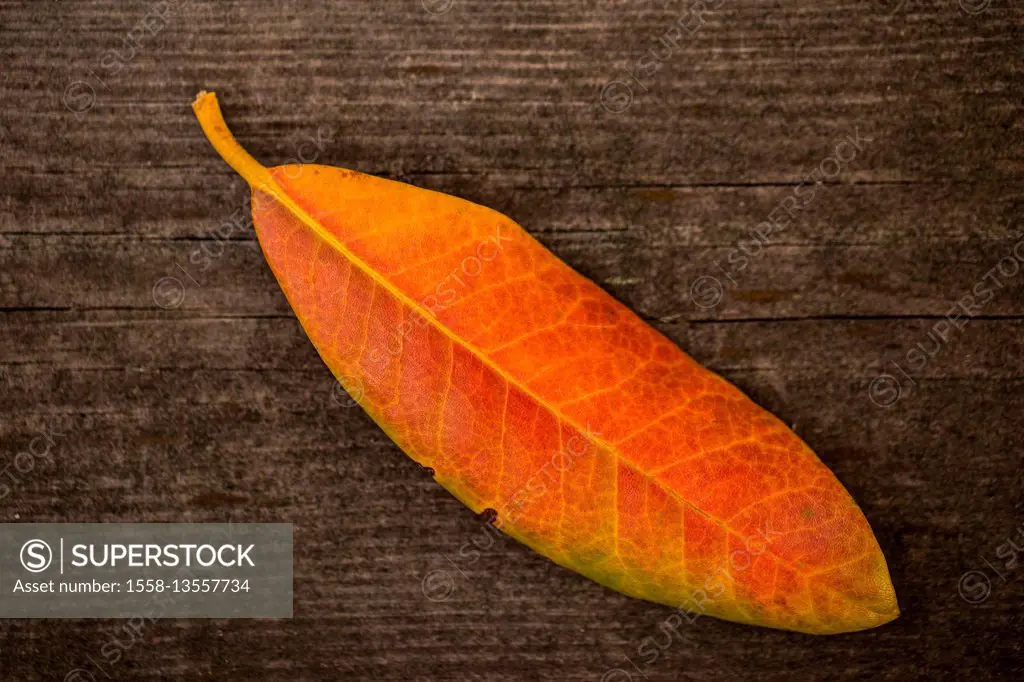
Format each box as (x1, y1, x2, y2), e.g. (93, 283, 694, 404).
(1, 0, 1022, 678)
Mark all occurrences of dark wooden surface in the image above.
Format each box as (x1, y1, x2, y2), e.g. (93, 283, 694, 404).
(1, 0, 1022, 679)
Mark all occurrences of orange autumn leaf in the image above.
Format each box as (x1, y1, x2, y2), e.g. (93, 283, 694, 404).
(193, 92, 898, 634)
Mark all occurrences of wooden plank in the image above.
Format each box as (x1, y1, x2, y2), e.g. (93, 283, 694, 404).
(3, 224, 1023, 318)
(1, 0, 1022, 679)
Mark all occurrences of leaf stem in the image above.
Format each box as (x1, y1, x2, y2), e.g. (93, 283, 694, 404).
(192, 90, 277, 193)
(192, 90, 333, 241)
